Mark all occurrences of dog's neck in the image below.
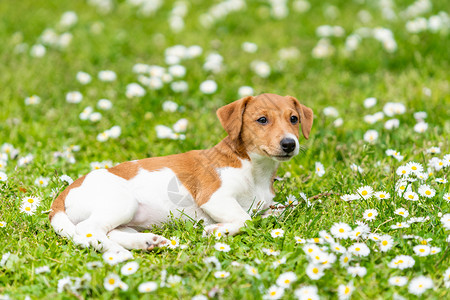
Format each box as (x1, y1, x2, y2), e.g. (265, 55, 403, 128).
(209, 136, 279, 185)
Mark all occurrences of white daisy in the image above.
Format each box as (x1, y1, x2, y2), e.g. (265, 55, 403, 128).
(374, 191, 390, 200)
(294, 236, 306, 244)
(264, 285, 284, 300)
(388, 276, 408, 286)
(0, 171, 8, 182)
(167, 236, 180, 249)
(213, 271, 230, 279)
(356, 185, 373, 199)
(262, 248, 280, 256)
(245, 265, 260, 278)
(417, 184, 435, 198)
(363, 129, 378, 143)
(315, 162, 325, 177)
(347, 266, 367, 277)
(388, 255, 415, 269)
(305, 264, 324, 280)
(199, 80, 218, 94)
(98, 70, 117, 82)
(413, 122, 428, 133)
(390, 222, 410, 229)
(270, 228, 284, 238)
(396, 165, 410, 176)
(294, 285, 319, 300)
(403, 191, 418, 201)
(34, 176, 49, 187)
(66, 91, 83, 103)
(337, 282, 354, 300)
(138, 281, 158, 293)
(339, 252, 353, 266)
(348, 243, 370, 257)
(362, 209, 378, 221)
(406, 161, 423, 174)
(394, 208, 409, 218)
(435, 177, 447, 184)
(214, 242, 231, 252)
(408, 276, 433, 296)
(378, 235, 394, 252)
(429, 246, 441, 255)
(413, 245, 430, 256)
(121, 261, 139, 275)
(443, 193, 450, 203)
(103, 274, 121, 291)
(330, 243, 346, 254)
(330, 222, 352, 239)
(276, 271, 297, 288)
(318, 230, 335, 244)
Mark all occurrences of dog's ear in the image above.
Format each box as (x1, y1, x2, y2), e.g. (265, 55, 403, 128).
(216, 96, 253, 141)
(286, 96, 314, 139)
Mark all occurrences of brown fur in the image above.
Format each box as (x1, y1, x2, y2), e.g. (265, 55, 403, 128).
(49, 94, 313, 220)
(49, 175, 86, 220)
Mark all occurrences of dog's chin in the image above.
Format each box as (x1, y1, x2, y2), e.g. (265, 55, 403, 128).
(271, 154, 294, 162)
(260, 148, 297, 162)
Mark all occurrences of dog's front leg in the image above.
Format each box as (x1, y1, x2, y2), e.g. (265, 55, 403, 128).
(200, 196, 251, 236)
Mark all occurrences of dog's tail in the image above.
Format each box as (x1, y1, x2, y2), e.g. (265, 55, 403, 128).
(50, 211, 76, 239)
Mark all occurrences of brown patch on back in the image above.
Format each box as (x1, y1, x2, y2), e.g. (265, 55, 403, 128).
(136, 137, 245, 206)
(49, 175, 86, 221)
(107, 161, 140, 180)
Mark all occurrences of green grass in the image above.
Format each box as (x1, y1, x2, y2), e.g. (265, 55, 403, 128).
(0, 0, 449, 299)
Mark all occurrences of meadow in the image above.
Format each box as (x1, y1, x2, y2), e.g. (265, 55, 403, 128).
(0, 0, 449, 299)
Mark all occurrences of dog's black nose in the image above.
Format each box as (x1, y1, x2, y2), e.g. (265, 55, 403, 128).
(280, 138, 296, 153)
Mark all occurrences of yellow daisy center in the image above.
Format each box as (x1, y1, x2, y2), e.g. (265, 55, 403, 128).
(382, 241, 388, 246)
(308, 248, 313, 253)
(171, 240, 177, 245)
(270, 291, 277, 296)
(368, 213, 373, 217)
(314, 238, 319, 243)
(408, 195, 414, 199)
(355, 247, 360, 251)
(108, 278, 115, 285)
(86, 233, 92, 238)
(421, 240, 427, 245)
(284, 279, 290, 284)
(25, 207, 31, 211)
(339, 228, 344, 233)
(344, 287, 350, 294)
(28, 199, 34, 203)
(402, 170, 406, 174)
(380, 194, 385, 198)
(425, 190, 431, 195)
(419, 249, 425, 252)
(412, 166, 417, 170)
(312, 268, 319, 274)
(343, 257, 349, 263)
(361, 190, 368, 196)
(399, 212, 404, 215)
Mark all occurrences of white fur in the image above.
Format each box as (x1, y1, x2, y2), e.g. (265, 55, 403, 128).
(52, 152, 280, 256)
(201, 154, 277, 235)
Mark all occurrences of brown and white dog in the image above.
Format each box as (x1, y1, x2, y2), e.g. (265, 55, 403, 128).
(49, 93, 313, 259)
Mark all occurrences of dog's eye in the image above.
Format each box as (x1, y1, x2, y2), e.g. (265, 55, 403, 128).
(290, 116, 298, 124)
(257, 117, 268, 124)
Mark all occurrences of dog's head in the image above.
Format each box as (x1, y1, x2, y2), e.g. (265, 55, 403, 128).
(217, 93, 313, 161)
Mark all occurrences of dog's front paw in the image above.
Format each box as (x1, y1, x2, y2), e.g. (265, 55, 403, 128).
(146, 234, 169, 251)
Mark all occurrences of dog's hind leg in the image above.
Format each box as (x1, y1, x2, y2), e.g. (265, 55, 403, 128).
(73, 216, 133, 260)
(107, 227, 169, 251)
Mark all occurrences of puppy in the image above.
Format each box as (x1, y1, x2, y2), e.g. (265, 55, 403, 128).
(49, 93, 313, 258)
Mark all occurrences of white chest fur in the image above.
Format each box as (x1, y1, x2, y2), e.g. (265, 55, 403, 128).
(215, 155, 277, 213)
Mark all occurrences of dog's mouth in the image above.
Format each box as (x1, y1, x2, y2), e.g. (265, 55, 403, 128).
(262, 149, 294, 161)
(272, 154, 293, 161)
